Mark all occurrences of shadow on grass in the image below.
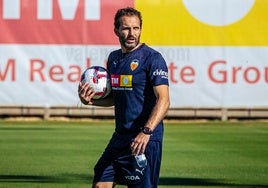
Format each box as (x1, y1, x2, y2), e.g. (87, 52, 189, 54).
(0, 175, 267, 187)
(159, 177, 268, 187)
(0, 174, 92, 184)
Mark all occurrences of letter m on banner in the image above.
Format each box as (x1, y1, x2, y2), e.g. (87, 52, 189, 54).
(0, 59, 16, 81)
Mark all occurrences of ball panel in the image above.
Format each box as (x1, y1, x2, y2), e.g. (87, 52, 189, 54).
(80, 66, 111, 99)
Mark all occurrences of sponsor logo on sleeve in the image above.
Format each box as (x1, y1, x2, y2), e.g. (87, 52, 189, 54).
(153, 69, 168, 79)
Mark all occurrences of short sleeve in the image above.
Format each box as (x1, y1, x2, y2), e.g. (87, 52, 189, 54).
(148, 52, 169, 86)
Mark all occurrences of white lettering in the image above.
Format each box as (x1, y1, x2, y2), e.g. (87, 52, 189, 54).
(85, 0, 100, 20)
(153, 69, 168, 79)
(112, 87, 133, 91)
(3, 0, 101, 20)
(112, 77, 119, 84)
(125, 176, 140, 181)
(3, 0, 20, 19)
(37, 0, 52, 19)
(58, 0, 79, 20)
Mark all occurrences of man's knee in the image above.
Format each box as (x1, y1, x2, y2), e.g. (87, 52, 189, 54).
(92, 182, 115, 188)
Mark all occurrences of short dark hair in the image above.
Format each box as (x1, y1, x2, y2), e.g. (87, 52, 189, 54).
(114, 7, 142, 29)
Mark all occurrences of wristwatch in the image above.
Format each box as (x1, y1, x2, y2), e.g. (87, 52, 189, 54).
(141, 127, 153, 135)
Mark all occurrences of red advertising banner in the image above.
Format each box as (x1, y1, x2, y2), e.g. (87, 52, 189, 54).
(0, 0, 133, 44)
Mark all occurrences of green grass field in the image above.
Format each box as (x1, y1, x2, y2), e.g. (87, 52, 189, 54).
(0, 120, 268, 188)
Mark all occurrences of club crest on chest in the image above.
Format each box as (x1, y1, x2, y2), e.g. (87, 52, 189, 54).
(130, 59, 139, 71)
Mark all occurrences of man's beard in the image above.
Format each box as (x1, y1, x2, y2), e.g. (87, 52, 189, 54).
(119, 36, 140, 52)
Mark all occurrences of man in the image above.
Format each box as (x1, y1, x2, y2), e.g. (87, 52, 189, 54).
(78, 7, 170, 188)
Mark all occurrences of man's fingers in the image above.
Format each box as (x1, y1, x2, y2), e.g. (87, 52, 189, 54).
(78, 82, 96, 104)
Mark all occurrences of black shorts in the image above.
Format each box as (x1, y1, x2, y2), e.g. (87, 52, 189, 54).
(93, 132, 162, 188)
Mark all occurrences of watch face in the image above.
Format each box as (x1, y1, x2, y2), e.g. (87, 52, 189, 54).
(143, 127, 152, 135)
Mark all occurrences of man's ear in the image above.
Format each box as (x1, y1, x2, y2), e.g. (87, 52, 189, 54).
(114, 28, 119, 36)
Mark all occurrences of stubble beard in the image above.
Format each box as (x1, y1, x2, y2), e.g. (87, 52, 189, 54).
(120, 36, 140, 52)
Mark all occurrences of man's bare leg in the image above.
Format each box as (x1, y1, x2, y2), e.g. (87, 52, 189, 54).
(92, 182, 115, 188)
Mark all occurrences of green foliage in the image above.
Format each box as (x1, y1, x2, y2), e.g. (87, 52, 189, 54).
(0, 120, 268, 188)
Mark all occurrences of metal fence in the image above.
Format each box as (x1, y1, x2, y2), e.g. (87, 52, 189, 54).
(1, 106, 268, 121)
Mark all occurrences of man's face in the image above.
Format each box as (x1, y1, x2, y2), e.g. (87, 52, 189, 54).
(115, 15, 141, 53)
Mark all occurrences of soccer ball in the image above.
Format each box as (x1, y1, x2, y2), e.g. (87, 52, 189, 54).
(80, 66, 112, 99)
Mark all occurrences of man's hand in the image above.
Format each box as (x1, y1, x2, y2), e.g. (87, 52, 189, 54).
(78, 82, 96, 105)
(131, 132, 150, 155)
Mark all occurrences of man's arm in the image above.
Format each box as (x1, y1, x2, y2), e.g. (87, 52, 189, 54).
(78, 82, 114, 107)
(131, 84, 170, 155)
(144, 84, 170, 131)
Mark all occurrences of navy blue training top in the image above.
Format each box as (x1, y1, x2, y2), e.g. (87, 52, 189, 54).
(107, 44, 169, 141)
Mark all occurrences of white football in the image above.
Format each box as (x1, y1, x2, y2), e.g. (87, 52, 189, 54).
(80, 66, 112, 99)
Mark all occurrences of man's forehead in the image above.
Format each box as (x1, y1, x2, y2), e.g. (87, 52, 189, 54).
(119, 16, 141, 26)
